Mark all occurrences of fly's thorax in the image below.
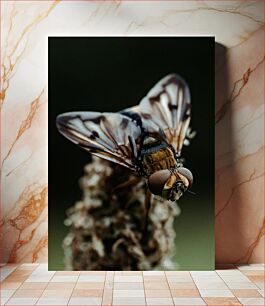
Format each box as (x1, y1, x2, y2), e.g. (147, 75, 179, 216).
(140, 137, 177, 177)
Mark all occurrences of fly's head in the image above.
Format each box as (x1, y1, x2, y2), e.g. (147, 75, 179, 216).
(148, 167, 193, 201)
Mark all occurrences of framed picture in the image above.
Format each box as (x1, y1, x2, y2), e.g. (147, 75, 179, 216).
(49, 37, 214, 271)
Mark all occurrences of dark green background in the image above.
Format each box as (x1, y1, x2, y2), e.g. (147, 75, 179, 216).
(49, 37, 214, 270)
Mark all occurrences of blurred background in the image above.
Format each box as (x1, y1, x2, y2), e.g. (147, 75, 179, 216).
(49, 37, 214, 270)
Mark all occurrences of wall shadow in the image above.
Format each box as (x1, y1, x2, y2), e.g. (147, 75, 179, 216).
(215, 42, 240, 265)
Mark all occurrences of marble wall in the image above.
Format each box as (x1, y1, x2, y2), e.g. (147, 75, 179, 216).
(0, 1, 264, 263)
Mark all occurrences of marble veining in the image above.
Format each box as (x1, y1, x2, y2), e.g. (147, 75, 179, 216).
(0, 0, 264, 263)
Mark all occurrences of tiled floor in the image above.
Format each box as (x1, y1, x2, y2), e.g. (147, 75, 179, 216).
(0, 264, 264, 305)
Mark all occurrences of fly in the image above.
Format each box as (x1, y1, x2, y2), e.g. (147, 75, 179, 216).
(56, 74, 195, 203)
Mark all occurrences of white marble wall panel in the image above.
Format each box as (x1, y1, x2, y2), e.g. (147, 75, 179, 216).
(0, 0, 263, 263)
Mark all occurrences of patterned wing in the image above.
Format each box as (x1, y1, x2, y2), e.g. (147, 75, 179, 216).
(56, 112, 142, 171)
(120, 105, 167, 141)
(138, 74, 192, 155)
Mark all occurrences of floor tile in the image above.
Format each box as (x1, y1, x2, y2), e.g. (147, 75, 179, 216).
(75, 282, 104, 290)
(0, 290, 15, 305)
(50, 275, 78, 282)
(25, 276, 54, 283)
(220, 275, 251, 282)
(173, 297, 206, 305)
(27, 270, 54, 276)
(144, 276, 167, 282)
(1, 289, 15, 297)
(0, 282, 22, 290)
(1, 297, 10, 305)
(192, 275, 224, 281)
(165, 271, 190, 276)
(102, 289, 112, 306)
(78, 275, 105, 282)
(71, 289, 103, 297)
(104, 281, 114, 290)
(225, 282, 258, 289)
(203, 297, 242, 305)
(12, 289, 43, 298)
(241, 270, 264, 276)
(54, 271, 80, 276)
(45, 282, 76, 290)
(105, 271, 114, 278)
(170, 289, 200, 297)
(1, 263, 264, 305)
(112, 296, 146, 305)
(114, 282, 144, 290)
(19, 264, 39, 269)
(80, 271, 106, 275)
(104, 272, 114, 289)
(199, 289, 234, 297)
(144, 282, 169, 290)
(195, 281, 228, 290)
(238, 297, 265, 305)
(68, 297, 102, 305)
(0, 267, 19, 281)
(146, 297, 174, 305)
(166, 276, 193, 283)
(247, 275, 264, 282)
(40, 289, 72, 298)
(10, 269, 33, 276)
(25, 272, 53, 278)
(4, 275, 28, 283)
(114, 275, 143, 282)
(19, 282, 48, 290)
(6, 297, 38, 305)
(169, 282, 197, 289)
(145, 290, 172, 298)
(36, 298, 69, 305)
(113, 289, 145, 297)
(237, 264, 264, 270)
(38, 264, 49, 269)
(232, 289, 262, 298)
(258, 290, 264, 297)
(255, 282, 264, 290)
(190, 271, 217, 276)
(115, 271, 142, 276)
(0, 265, 19, 269)
(143, 271, 165, 276)
(216, 269, 245, 276)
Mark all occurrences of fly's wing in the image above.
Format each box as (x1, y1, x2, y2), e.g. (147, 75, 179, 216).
(56, 112, 141, 171)
(138, 74, 192, 155)
(120, 105, 167, 141)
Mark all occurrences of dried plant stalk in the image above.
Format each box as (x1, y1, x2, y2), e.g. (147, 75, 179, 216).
(63, 157, 180, 270)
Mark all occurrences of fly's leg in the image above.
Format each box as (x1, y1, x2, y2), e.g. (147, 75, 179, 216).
(112, 177, 142, 193)
(136, 131, 149, 176)
(143, 189, 152, 234)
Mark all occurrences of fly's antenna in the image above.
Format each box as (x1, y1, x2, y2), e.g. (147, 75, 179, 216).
(187, 189, 196, 195)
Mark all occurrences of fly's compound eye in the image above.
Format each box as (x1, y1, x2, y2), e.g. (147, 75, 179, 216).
(148, 169, 171, 196)
(177, 167, 193, 188)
